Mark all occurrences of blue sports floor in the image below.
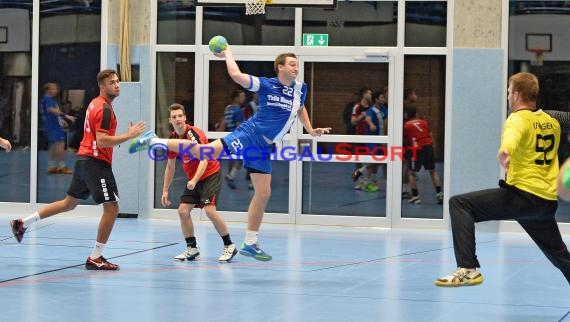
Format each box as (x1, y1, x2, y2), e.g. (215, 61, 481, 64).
(0, 215, 568, 322)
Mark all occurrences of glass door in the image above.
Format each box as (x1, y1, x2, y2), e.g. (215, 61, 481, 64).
(294, 55, 395, 227)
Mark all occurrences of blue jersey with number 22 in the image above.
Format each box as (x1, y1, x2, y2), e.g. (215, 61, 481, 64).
(244, 76, 307, 142)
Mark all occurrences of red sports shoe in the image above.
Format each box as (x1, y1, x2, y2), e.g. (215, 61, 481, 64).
(351, 168, 363, 182)
(10, 219, 27, 243)
(85, 256, 120, 270)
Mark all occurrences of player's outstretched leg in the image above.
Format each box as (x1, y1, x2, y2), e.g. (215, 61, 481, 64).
(129, 130, 158, 153)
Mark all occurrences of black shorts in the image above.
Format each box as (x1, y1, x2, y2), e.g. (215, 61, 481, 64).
(408, 145, 435, 172)
(67, 157, 119, 204)
(180, 171, 221, 208)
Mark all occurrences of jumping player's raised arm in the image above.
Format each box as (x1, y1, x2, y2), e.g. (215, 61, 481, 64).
(214, 46, 251, 90)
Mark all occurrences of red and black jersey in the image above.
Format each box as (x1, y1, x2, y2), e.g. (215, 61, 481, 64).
(77, 96, 117, 164)
(352, 103, 369, 135)
(168, 124, 221, 181)
(403, 117, 433, 146)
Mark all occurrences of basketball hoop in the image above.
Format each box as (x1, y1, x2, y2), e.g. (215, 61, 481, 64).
(529, 49, 545, 66)
(245, 0, 267, 15)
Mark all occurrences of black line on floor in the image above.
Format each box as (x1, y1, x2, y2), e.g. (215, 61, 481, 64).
(558, 310, 570, 322)
(0, 226, 173, 245)
(307, 240, 497, 272)
(2, 242, 161, 251)
(339, 196, 385, 207)
(0, 223, 55, 243)
(0, 242, 177, 284)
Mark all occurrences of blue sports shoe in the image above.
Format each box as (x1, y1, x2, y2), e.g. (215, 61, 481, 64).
(239, 243, 272, 261)
(129, 130, 158, 154)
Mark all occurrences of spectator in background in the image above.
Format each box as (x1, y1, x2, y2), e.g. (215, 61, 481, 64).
(343, 92, 360, 135)
(40, 83, 76, 174)
(243, 92, 259, 190)
(402, 88, 418, 198)
(403, 106, 443, 205)
(351, 87, 372, 190)
(218, 89, 246, 189)
(381, 86, 389, 135)
(361, 90, 387, 192)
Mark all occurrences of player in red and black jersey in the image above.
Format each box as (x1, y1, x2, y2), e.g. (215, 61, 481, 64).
(403, 106, 443, 205)
(161, 104, 237, 262)
(350, 87, 372, 188)
(10, 69, 146, 270)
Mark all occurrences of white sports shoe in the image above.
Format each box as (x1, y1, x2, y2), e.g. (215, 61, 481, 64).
(174, 247, 200, 261)
(435, 267, 483, 287)
(436, 192, 444, 204)
(218, 244, 238, 262)
(409, 196, 421, 205)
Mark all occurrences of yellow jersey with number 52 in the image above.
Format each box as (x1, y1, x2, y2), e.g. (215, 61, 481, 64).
(500, 109, 560, 200)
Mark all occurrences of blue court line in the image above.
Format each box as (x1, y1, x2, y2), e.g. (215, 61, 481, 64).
(559, 310, 570, 322)
(307, 239, 497, 272)
(0, 242, 177, 284)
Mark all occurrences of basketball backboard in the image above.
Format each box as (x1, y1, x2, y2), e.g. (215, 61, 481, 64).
(525, 33, 552, 67)
(525, 33, 552, 52)
(196, 0, 337, 8)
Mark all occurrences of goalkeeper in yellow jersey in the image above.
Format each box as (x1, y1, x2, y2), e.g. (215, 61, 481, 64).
(435, 72, 570, 287)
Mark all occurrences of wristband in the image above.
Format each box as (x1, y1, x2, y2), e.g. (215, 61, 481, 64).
(59, 112, 66, 117)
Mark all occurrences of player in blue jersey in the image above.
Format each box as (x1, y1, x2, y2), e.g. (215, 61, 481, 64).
(131, 47, 331, 261)
(40, 83, 76, 174)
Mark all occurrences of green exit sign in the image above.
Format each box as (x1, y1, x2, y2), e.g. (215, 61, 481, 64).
(303, 33, 329, 47)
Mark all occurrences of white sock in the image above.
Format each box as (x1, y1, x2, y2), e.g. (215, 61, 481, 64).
(229, 167, 239, 179)
(58, 161, 66, 168)
(22, 212, 40, 228)
(245, 230, 258, 245)
(90, 242, 105, 259)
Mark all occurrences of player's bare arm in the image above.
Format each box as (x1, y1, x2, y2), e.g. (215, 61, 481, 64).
(161, 158, 176, 207)
(0, 137, 11, 152)
(498, 148, 511, 172)
(298, 107, 331, 137)
(97, 121, 146, 148)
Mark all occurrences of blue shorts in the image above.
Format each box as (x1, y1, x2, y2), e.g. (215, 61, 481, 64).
(221, 123, 273, 174)
(46, 127, 65, 144)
